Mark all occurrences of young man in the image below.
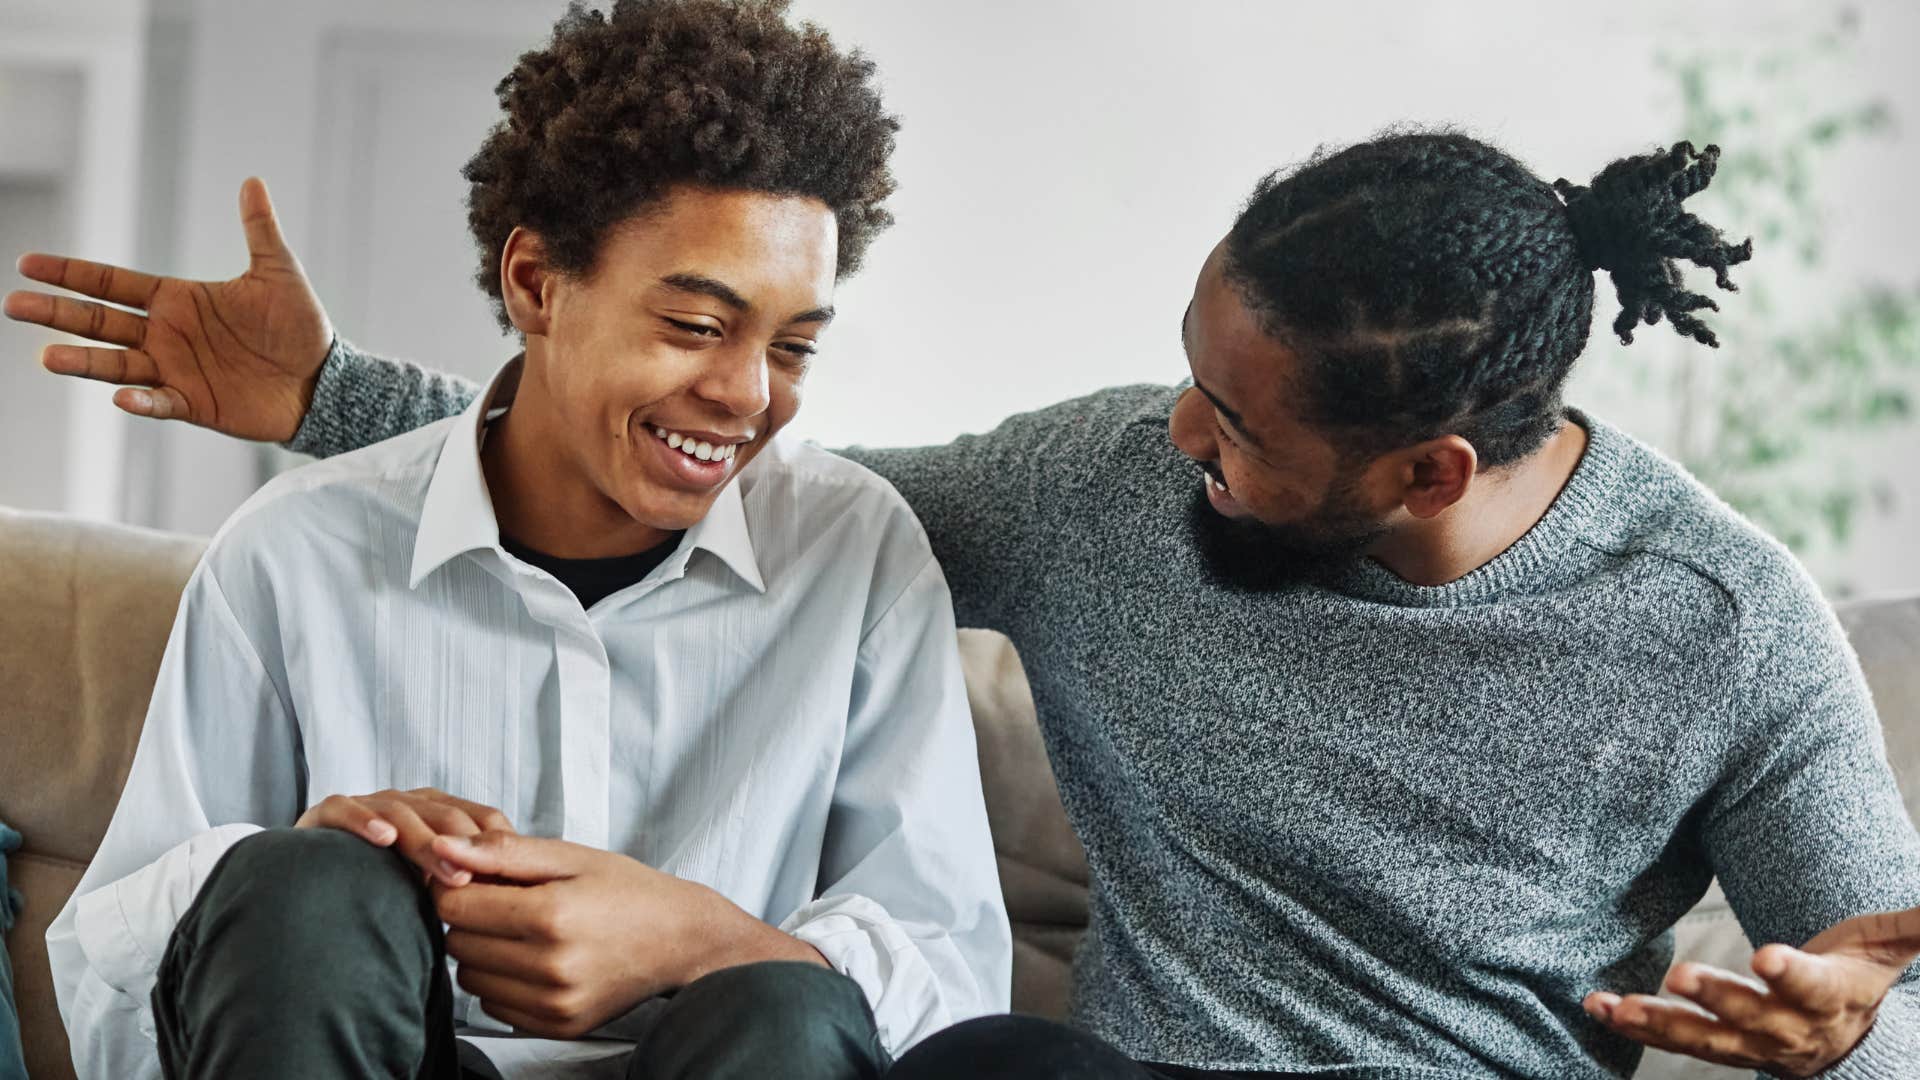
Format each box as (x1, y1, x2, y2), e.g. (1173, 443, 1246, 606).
(13, 124, 1920, 1079)
(28, 4, 1009, 1078)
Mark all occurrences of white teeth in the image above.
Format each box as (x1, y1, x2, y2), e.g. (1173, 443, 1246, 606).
(653, 425, 742, 464)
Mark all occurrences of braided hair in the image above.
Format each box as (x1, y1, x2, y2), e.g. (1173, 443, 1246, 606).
(1223, 132, 1753, 468)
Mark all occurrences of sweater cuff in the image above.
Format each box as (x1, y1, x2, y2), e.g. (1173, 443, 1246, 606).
(1821, 986, 1920, 1079)
(283, 336, 360, 457)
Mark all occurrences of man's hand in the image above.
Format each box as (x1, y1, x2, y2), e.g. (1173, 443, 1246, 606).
(1585, 906, 1920, 1077)
(3, 177, 332, 441)
(431, 831, 828, 1039)
(295, 787, 515, 888)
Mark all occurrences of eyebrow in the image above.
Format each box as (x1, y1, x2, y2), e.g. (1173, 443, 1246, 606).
(1194, 380, 1250, 435)
(659, 273, 835, 326)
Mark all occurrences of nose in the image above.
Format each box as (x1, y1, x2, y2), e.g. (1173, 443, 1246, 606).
(695, 344, 772, 419)
(1168, 386, 1217, 463)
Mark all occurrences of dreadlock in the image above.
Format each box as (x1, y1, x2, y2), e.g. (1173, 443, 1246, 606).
(1223, 131, 1753, 468)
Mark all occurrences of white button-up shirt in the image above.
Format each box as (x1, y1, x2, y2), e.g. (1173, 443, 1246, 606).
(48, 361, 1011, 1079)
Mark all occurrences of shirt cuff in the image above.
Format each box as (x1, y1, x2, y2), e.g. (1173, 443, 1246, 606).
(282, 336, 358, 456)
(1821, 986, 1920, 1079)
(72, 824, 263, 1000)
(780, 893, 951, 1055)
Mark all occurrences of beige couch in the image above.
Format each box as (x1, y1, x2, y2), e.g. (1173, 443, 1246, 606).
(1, 506, 1915, 1080)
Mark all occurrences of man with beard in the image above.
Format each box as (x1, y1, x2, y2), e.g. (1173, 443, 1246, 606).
(11, 130, 1920, 1076)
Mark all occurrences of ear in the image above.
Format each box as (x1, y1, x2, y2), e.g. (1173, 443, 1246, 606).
(499, 226, 557, 336)
(1395, 435, 1478, 519)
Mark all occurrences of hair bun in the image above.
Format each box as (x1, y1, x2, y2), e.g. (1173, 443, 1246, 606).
(1553, 141, 1754, 347)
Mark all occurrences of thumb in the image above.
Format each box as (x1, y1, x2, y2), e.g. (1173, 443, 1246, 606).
(237, 177, 294, 266)
(432, 830, 584, 884)
(1755, 945, 1863, 1014)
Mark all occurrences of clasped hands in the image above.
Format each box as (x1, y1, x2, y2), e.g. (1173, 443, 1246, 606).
(1584, 906, 1920, 1077)
(294, 788, 817, 1038)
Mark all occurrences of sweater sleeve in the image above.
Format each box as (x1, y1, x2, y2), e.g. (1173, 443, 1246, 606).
(837, 384, 1177, 634)
(1698, 561, 1920, 1079)
(283, 339, 481, 459)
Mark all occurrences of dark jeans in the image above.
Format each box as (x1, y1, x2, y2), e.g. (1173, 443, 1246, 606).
(152, 828, 888, 1080)
(887, 1014, 1296, 1080)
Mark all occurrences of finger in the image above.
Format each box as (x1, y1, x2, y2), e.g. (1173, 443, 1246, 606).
(444, 929, 565, 984)
(299, 794, 398, 846)
(114, 385, 192, 422)
(475, 997, 568, 1038)
(456, 966, 567, 1022)
(1666, 963, 1797, 1043)
(13, 253, 161, 309)
(435, 881, 552, 939)
(42, 344, 161, 386)
(1599, 994, 1771, 1069)
(1754, 945, 1859, 1015)
(239, 177, 293, 265)
(361, 796, 466, 885)
(398, 794, 486, 840)
(410, 788, 515, 834)
(3, 291, 146, 347)
(433, 830, 584, 884)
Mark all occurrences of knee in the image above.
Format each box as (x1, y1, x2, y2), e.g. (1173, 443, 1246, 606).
(641, 962, 883, 1080)
(201, 827, 426, 931)
(889, 1014, 1131, 1080)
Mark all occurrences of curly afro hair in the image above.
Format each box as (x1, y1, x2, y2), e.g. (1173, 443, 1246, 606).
(462, 0, 900, 331)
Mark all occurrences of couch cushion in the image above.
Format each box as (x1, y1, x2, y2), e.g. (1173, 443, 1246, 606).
(958, 628, 1090, 1018)
(0, 508, 205, 1080)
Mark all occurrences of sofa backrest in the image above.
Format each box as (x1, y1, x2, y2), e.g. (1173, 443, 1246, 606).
(0, 509, 206, 1080)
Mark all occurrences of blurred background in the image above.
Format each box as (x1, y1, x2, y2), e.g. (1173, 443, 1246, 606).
(1, 0, 1916, 595)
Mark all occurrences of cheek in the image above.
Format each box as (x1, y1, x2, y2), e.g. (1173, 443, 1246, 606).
(1226, 454, 1315, 520)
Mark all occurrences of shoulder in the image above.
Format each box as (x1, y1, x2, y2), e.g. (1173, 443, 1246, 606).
(1578, 414, 1845, 673)
(741, 434, 930, 552)
(200, 418, 456, 584)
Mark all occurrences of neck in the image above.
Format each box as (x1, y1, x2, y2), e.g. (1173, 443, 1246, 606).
(480, 348, 673, 560)
(1366, 418, 1589, 587)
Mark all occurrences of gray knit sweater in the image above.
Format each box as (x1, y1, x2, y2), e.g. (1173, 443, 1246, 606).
(289, 342, 1920, 1078)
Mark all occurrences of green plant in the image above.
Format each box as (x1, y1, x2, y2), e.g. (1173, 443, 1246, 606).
(1572, 8, 1920, 593)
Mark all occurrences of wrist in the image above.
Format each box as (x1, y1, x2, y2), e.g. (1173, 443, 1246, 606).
(677, 884, 828, 986)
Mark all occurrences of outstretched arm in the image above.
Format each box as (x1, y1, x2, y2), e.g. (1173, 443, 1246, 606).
(1586, 583, 1920, 1077)
(5, 176, 477, 455)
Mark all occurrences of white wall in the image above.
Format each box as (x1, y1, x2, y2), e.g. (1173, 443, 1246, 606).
(9, 0, 1918, 591)
(0, 0, 147, 521)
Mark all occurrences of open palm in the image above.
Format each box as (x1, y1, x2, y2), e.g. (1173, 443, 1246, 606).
(4, 177, 333, 443)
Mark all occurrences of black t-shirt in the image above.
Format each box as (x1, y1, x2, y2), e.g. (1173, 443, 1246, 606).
(499, 533, 683, 610)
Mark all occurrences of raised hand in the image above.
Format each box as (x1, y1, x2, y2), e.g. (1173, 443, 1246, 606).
(1585, 905, 1920, 1077)
(3, 177, 333, 442)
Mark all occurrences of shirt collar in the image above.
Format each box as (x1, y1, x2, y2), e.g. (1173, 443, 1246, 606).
(410, 356, 766, 595)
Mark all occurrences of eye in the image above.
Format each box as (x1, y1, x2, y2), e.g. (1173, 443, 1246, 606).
(1213, 413, 1239, 448)
(771, 341, 818, 370)
(664, 318, 721, 338)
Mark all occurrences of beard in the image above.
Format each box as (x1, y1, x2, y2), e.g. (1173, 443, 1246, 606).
(1186, 470, 1388, 593)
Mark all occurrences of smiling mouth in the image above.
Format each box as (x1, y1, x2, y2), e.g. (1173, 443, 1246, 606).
(651, 425, 740, 463)
(1201, 463, 1229, 495)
